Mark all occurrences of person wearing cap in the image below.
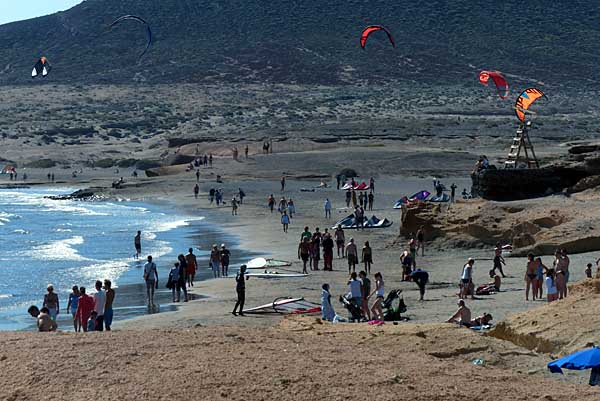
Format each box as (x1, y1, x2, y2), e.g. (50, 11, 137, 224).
(43, 284, 59, 320)
(232, 265, 247, 316)
(220, 244, 231, 277)
(460, 258, 475, 300)
(447, 300, 471, 326)
(210, 245, 221, 278)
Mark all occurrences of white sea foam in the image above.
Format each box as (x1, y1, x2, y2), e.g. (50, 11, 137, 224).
(30, 236, 89, 262)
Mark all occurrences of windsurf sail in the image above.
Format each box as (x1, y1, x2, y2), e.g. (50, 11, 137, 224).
(244, 297, 321, 314)
(393, 190, 430, 208)
(246, 257, 292, 269)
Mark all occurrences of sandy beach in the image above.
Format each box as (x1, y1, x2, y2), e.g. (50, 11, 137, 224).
(2, 140, 600, 400)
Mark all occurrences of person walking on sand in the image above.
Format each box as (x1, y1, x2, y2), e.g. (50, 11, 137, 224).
(193, 184, 199, 199)
(346, 238, 358, 274)
(177, 254, 189, 302)
(66, 286, 80, 332)
(103, 279, 115, 331)
(210, 245, 221, 278)
(351, 189, 357, 208)
(368, 272, 385, 321)
(267, 194, 275, 213)
(43, 284, 59, 321)
(324, 198, 332, 219)
(169, 263, 181, 302)
(280, 175, 286, 192)
(359, 192, 364, 208)
(231, 197, 238, 215)
(232, 265, 247, 316)
(368, 191, 374, 211)
(196, 169, 200, 182)
(287, 198, 295, 218)
(359, 271, 371, 320)
(345, 190, 351, 208)
(362, 241, 373, 274)
(186, 248, 198, 287)
(322, 233, 334, 271)
(460, 258, 475, 300)
(245, 145, 249, 159)
(492, 243, 506, 278)
(335, 225, 345, 258)
(278, 197, 287, 214)
(134, 231, 142, 259)
(220, 244, 231, 277)
(238, 188, 245, 204)
(369, 177, 375, 193)
(143, 255, 158, 306)
(450, 183, 457, 203)
(298, 237, 311, 274)
(281, 211, 290, 233)
(416, 227, 425, 257)
(75, 287, 94, 333)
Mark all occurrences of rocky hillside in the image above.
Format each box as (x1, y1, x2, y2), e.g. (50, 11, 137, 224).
(0, 0, 598, 86)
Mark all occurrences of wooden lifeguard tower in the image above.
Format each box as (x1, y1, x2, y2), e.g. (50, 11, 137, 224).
(504, 121, 539, 169)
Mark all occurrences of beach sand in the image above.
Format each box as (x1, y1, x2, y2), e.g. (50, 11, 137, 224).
(2, 142, 600, 399)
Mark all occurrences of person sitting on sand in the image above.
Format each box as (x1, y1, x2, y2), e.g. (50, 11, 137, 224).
(321, 284, 335, 321)
(87, 311, 97, 332)
(476, 270, 501, 295)
(586, 263, 593, 279)
(469, 313, 493, 328)
(447, 300, 472, 326)
(346, 238, 358, 274)
(37, 307, 57, 332)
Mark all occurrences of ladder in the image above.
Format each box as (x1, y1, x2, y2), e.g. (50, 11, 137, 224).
(504, 123, 539, 169)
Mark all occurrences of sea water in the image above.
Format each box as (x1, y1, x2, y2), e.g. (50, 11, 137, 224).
(0, 187, 239, 330)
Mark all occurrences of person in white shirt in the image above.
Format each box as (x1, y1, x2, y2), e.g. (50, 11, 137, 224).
(143, 255, 159, 306)
(93, 280, 106, 332)
(347, 272, 363, 311)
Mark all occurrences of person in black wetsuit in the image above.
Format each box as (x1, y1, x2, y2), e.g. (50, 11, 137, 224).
(232, 265, 247, 316)
(411, 268, 429, 301)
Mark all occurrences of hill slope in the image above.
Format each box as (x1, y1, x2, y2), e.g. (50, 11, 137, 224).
(0, 0, 598, 87)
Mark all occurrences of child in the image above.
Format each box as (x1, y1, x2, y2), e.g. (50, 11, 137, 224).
(87, 311, 98, 332)
(585, 263, 593, 278)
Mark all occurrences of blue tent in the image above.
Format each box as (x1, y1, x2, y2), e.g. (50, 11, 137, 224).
(548, 347, 600, 385)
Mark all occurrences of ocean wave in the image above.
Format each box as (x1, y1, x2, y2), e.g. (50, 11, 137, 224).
(30, 236, 90, 262)
(151, 216, 205, 233)
(12, 229, 29, 235)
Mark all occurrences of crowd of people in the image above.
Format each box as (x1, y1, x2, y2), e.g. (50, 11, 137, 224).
(29, 280, 116, 333)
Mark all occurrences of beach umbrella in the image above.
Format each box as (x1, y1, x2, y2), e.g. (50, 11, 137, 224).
(548, 346, 600, 385)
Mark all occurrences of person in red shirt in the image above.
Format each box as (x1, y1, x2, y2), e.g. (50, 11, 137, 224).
(75, 287, 95, 333)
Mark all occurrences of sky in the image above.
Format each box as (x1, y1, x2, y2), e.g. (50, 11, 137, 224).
(0, 1, 84, 25)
